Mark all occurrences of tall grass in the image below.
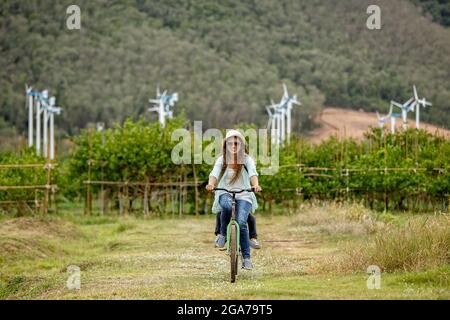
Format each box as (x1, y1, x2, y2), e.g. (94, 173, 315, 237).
(331, 216, 449, 273)
(289, 202, 382, 236)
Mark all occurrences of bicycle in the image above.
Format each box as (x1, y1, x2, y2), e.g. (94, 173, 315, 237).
(214, 187, 255, 283)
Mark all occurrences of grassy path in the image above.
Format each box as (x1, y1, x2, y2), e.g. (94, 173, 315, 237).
(0, 208, 448, 299)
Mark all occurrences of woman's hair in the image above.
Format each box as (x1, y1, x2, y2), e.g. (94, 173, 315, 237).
(219, 135, 248, 184)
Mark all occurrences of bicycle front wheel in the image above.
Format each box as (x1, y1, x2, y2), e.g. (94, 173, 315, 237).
(230, 223, 238, 283)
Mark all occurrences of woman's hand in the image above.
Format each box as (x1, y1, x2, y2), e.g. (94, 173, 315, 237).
(206, 176, 217, 192)
(252, 185, 262, 193)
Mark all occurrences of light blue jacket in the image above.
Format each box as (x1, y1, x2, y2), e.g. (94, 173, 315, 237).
(209, 154, 259, 214)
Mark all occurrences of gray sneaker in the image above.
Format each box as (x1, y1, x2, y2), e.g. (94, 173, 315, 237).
(242, 257, 253, 270)
(215, 234, 226, 248)
(249, 238, 261, 249)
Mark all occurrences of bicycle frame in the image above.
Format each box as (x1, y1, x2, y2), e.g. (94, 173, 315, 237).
(226, 194, 240, 256)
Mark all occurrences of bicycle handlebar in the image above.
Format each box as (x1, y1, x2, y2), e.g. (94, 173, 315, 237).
(213, 187, 257, 194)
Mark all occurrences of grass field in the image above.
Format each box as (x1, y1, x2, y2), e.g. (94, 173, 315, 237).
(0, 203, 448, 300)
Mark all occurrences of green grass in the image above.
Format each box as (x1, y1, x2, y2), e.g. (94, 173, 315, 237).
(0, 204, 448, 300)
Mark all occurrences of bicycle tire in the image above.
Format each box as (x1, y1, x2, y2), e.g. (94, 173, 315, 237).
(230, 224, 238, 283)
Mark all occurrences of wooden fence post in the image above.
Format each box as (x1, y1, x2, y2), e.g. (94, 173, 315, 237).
(85, 129, 93, 215)
(85, 160, 92, 215)
(124, 181, 129, 216)
(103, 187, 109, 215)
(144, 178, 149, 216)
(192, 163, 199, 216)
(43, 160, 50, 215)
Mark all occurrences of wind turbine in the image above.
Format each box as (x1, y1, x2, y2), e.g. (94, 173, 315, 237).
(266, 100, 278, 144)
(279, 84, 301, 144)
(35, 90, 48, 156)
(25, 84, 37, 147)
(164, 92, 179, 107)
(149, 87, 165, 126)
(391, 97, 415, 131)
(265, 84, 301, 146)
(386, 102, 401, 134)
(275, 107, 282, 145)
(46, 97, 62, 160)
(149, 87, 178, 127)
(40, 90, 50, 158)
(411, 85, 432, 129)
(376, 105, 394, 137)
(376, 111, 390, 129)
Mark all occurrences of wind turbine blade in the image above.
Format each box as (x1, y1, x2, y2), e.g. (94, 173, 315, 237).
(292, 95, 301, 105)
(404, 97, 414, 107)
(391, 100, 402, 108)
(410, 102, 418, 113)
(413, 85, 418, 101)
(419, 99, 431, 107)
(282, 83, 289, 101)
(270, 99, 276, 107)
(388, 104, 393, 116)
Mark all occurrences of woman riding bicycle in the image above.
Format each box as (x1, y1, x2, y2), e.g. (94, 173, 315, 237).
(206, 130, 262, 270)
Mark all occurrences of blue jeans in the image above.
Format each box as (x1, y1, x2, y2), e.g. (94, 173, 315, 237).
(215, 213, 258, 239)
(218, 194, 252, 258)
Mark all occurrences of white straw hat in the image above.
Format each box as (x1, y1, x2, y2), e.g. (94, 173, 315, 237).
(224, 129, 245, 145)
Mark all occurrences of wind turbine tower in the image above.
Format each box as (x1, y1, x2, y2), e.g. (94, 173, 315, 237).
(47, 97, 62, 160)
(391, 97, 415, 131)
(149, 87, 178, 127)
(411, 85, 432, 129)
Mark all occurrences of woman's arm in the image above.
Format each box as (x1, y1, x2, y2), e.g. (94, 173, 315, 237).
(206, 156, 222, 192)
(250, 175, 262, 192)
(247, 155, 262, 192)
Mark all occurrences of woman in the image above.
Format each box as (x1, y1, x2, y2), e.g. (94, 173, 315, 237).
(206, 130, 262, 270)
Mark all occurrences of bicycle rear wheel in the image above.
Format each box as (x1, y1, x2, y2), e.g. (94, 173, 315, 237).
(230, 223, 238, 283)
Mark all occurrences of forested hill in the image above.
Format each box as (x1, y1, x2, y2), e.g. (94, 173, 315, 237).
(1, 0, 450, 135)
(412, 0, 450, 27)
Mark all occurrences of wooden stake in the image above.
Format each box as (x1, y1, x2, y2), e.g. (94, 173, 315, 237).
(85, 129, 93, 215)
(43, 161, 50, 215)
(192, 163, 199, 216)
(144, 178, 149, 216)
(124, 181, 129, 216)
